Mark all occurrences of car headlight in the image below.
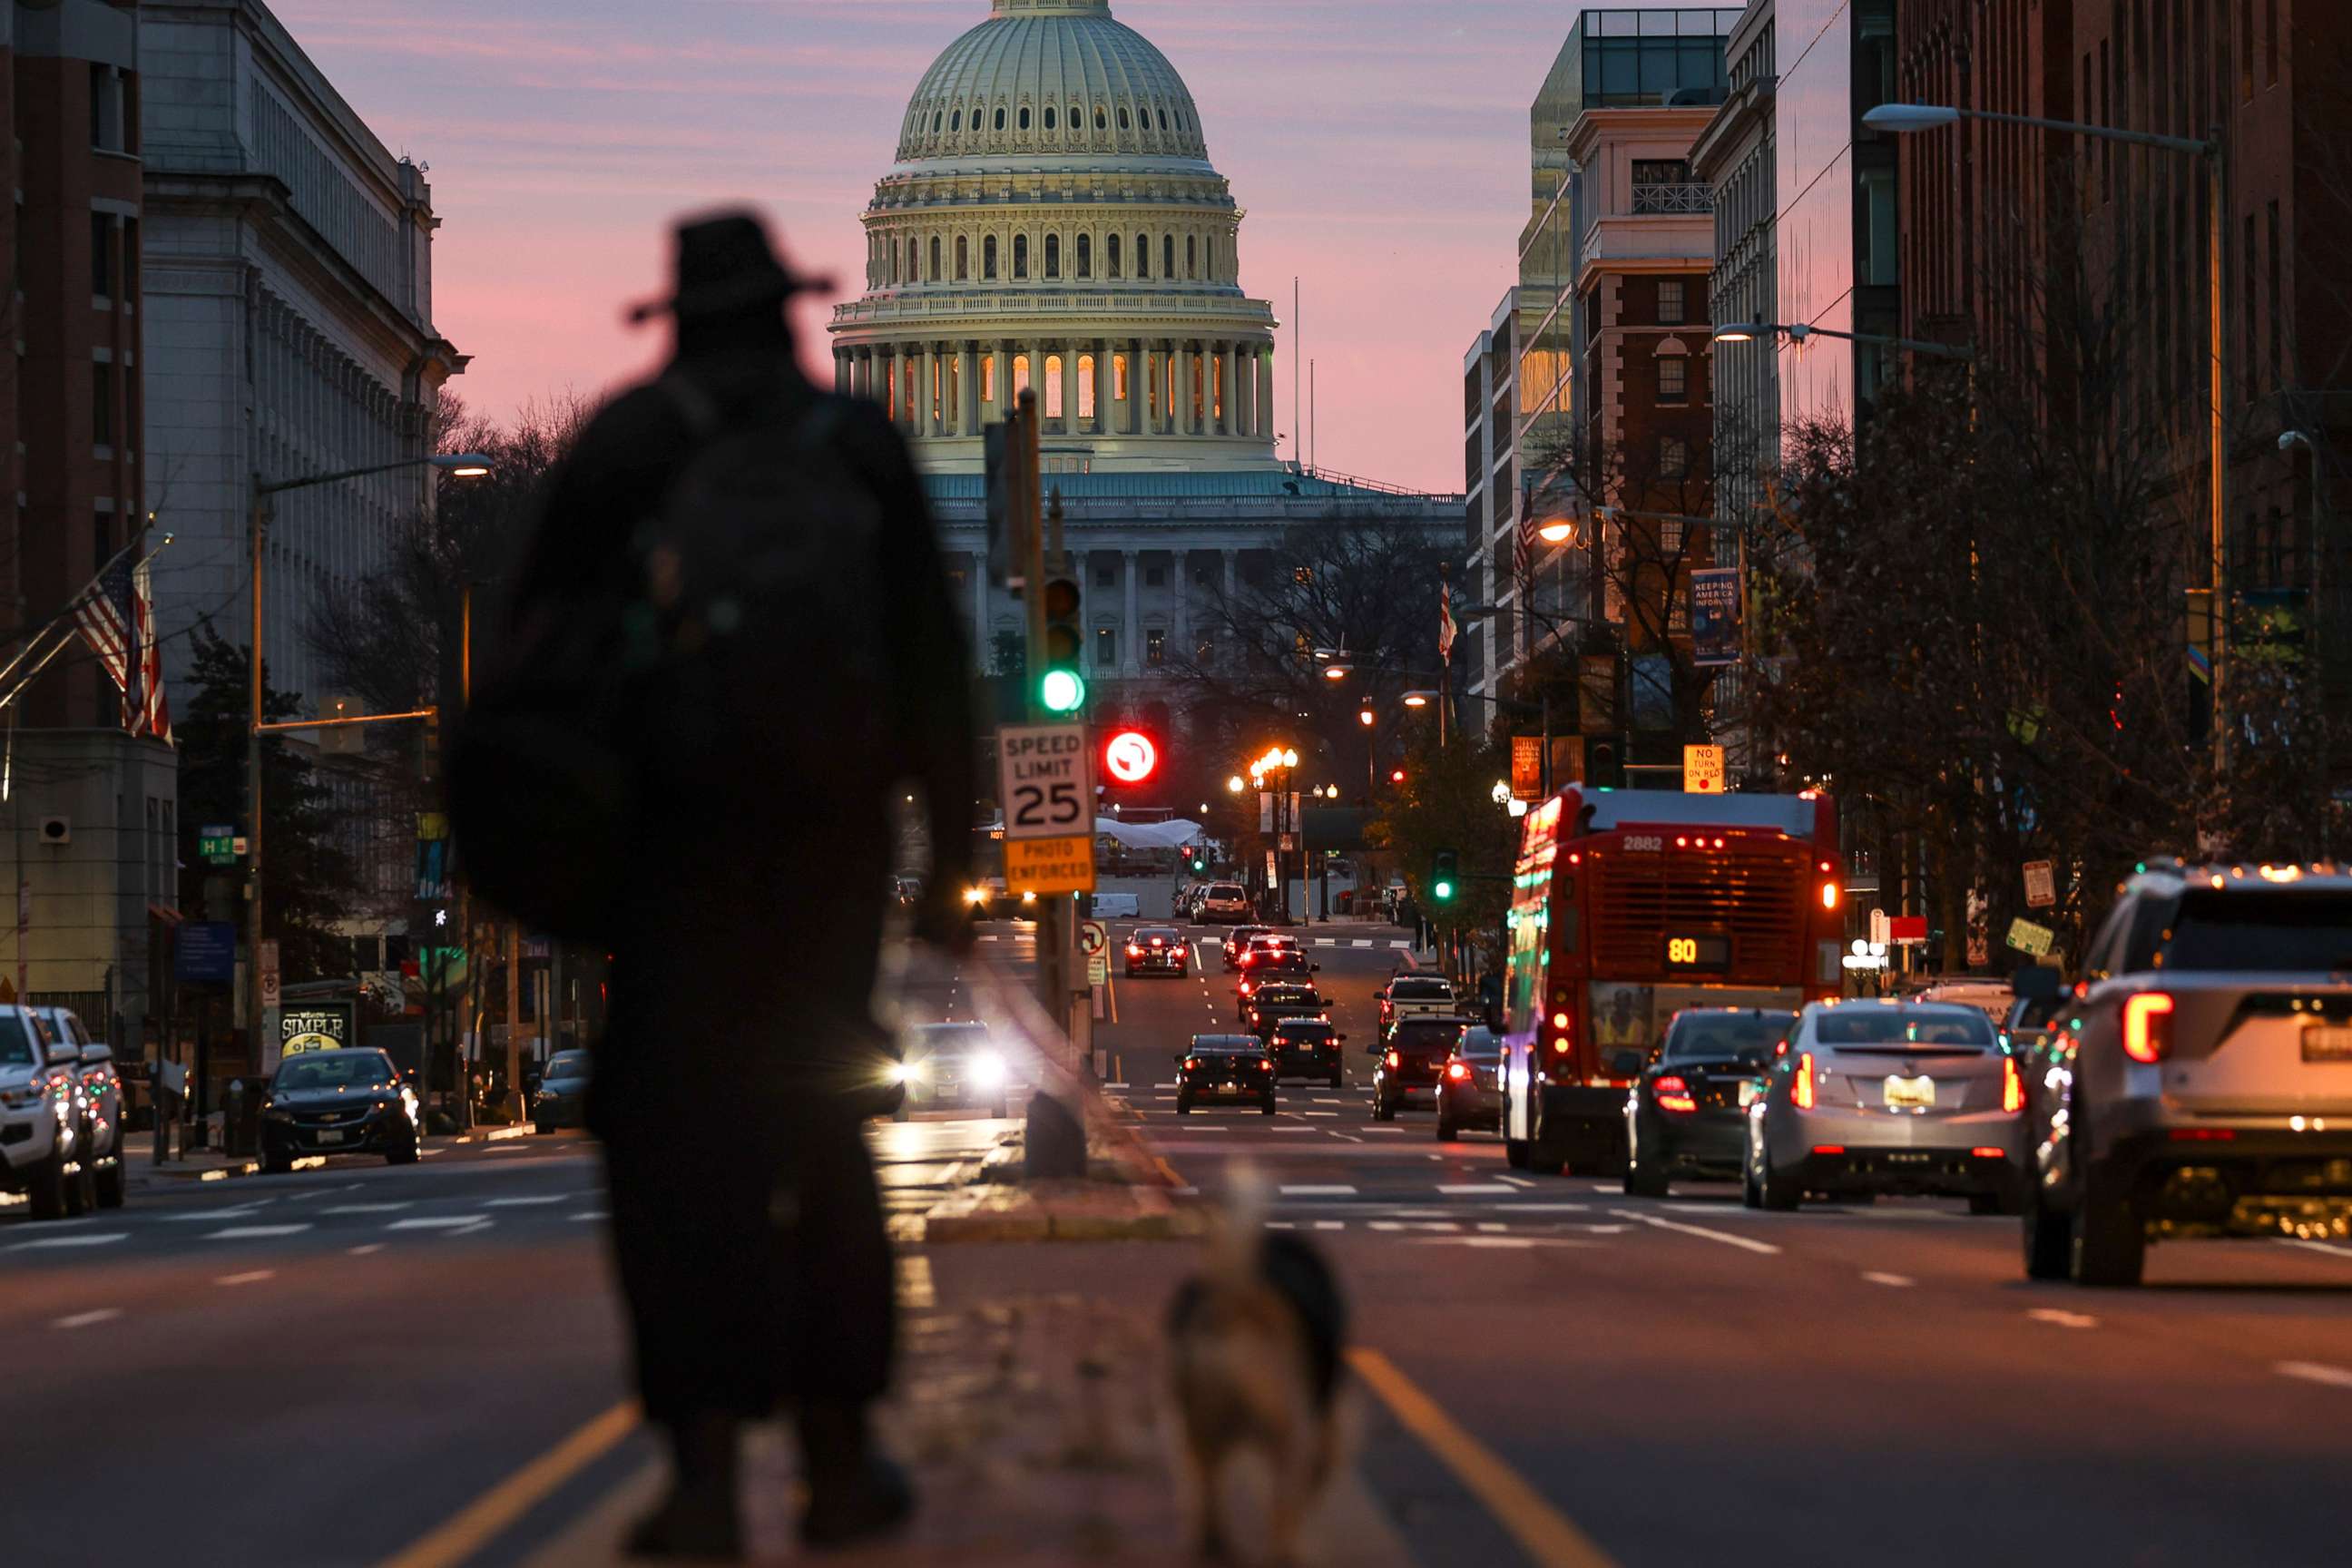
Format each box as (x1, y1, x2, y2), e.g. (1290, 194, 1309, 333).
(1020, 890, 1036, 905)
(964, 887, 988, 906)
(969, 1051, 1007, 1088)
(889, 1062, 926, 1086)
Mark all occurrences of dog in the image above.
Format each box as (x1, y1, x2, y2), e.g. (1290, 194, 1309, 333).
(1165, 1176, 1348, 1563)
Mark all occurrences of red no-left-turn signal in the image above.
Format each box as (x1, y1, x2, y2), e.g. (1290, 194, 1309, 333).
(1103, 730, 1160, 786)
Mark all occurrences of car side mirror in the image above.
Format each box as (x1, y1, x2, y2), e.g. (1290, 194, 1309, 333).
(1605, 1048, 1644, 1078)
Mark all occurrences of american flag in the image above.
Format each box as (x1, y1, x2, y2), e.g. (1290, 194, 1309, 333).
(71, 551, 172, 742)
(1438, 577, 1458, 664)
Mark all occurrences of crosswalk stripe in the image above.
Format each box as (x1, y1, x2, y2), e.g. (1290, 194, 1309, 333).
(206, 1225, 310, 1240)
(1280, 1184, 1357, 1196)
(388, 1215, 491, 1231)
(6, 1232, 130, 1250)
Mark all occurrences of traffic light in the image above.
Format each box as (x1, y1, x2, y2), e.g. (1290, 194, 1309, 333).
(1389, 768, 1406, 785)
(1430, 849, 1459, 904)
(1191, 849, 1209, 874)
(1586, 733, 1627, 789)
(1039, 559, 1085, 714)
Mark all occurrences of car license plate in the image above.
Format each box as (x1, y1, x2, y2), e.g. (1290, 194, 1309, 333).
(1739, 1080, 1761, 1109)
(2305, 1026, 2352, 1063)
(1220, 1083, 1239, 1094)
(316, 1129, 348, 1145)
(1884, 1074, 1936, 1111)
(1886, 1151, 1931, 1165)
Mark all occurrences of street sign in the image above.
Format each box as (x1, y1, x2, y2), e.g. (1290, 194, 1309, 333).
(176, 921, 236, 984)
(1078, 920, 1108, 958)
(200, 825, 237, 866)
(2006, 917, 2056, 957)
(1869, 907, 1892, 947)
(1683, 745, 1726, 794)
(997, 722, 1092, 841)
(1102, 730, 1160, 787)
(1004, 834, 1096, 895)
(1087, 955, 1110, 987)
(259, 938, 281, 1011)
(232, 836, 250, 858)
(2024, 860, 2057, 909)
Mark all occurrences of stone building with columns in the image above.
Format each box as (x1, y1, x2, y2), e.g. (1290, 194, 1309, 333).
(832, 0, 1458, 745)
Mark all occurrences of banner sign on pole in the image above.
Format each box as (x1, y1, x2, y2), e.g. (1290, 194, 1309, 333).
(1690, 568, 1741, 667)
(1511, 737, 1544, 800)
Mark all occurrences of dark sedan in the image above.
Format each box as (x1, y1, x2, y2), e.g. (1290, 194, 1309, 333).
(1267, 1018, 1346, 1086)
(532, 1049, 592, 1132)
(1124, 926, 1190, 977)
(1372, 1016, 1474, 1121)
(1245, 983, 1328, 1040)
(1435, 1026, 1506, 1142)
(1175, 1035, 1277, 1115)
(1622, 1007, 1794, 1197)
(260, 1049, 422, 1171)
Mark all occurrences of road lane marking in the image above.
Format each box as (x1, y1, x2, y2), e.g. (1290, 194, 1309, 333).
(570, 1211, 610, 1222)
(484, 1196, 565, 1208)
(54, 1308, 122, 1329)
(1281, 1184, 1358, 1196)
(215, 1269, 276, 1287)
(7, 1232, 130, 1251)
(1609, 1209, 1782, 1256)
(2282, 1239, 2352, 1259)
(1303, 1111, 1338, 1117)
(1862, 1272, 1916, 1288)
(1439, 1184, 1517, 1196)
(206, 1225, 311, 1240)
(1492, 1203, 1588, 1213)
(388, 1215, 492, 1230)
(157, 1206, 268, 1221)
(376, 1399, 641, 1568)
(324, 1203, 412, 1215)
(1369, 1220, 1460, 1232)
(2026, 1308, 2099, 1329)
(348, 1244, 387, 1256)
(1348, 1348, 1619, 1568)
(1494, 1175, 1536, 1189)
(2277, 1361, 2352, 1390)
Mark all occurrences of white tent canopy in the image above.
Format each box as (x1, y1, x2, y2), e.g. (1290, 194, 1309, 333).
(979, 817, 1205, 849)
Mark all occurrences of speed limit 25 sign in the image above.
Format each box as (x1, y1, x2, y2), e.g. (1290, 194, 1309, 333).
(998, 723, 1093, 841)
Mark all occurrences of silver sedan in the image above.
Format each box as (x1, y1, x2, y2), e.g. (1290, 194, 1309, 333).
(1744, 1001, 2026, 1213)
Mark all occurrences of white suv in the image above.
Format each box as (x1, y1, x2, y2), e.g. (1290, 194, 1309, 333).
(2021, 864, 2352, 1287)
(1197, 883, 1251, 924)
(0, 1005, 96, 1219)
(33, 1006, 125, 1210)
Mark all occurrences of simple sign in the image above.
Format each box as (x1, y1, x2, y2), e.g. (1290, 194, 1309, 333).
(279, 1005, 351, 1056)
(258, 939, 281, 1010)
(176, 921, 236, 984)
(998, 723, 1092, 841)
(200, 825, 238, 866)
(1102, 730, 1159, 787)
(1683, 745, 1726, 795)
(2006, 917, 2056, 957)
(1004, 834, 1096, 895)
(2024, 860, 2057, 909)
(1078, 920, 1109, 958)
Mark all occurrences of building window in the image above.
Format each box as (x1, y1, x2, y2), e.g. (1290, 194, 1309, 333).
(1044, 106, 1057, 131)
(1144, 565, 1165, 587)
(1019, 106, 1031, 131)
(984, 235, 999, 279)
(90, 64, 127, 152)
(1135, 233, 1150, 279)
(1186, 234, 1198, 278)
(1113, 353, 1130, 401)
(1119, 106, 1132, 130)
(1095, 626, 1118, 667)
(1658, 355, 1688, 403)
(1094, 564, 1115, 589)
(1658, 279, 1685, 326)
(956, 235, 968, 280)
(1658, 435, 1689, 479)
(1014, 234, 1029, 279)
(1164, 235, 1176, 279)
(1077, 233, 1092, 279)
(995, 107, 1006, 131)
(1194, 639, 1214, 666)
(1146, 629, 1166, 666)
(123, 218, 138, 299)
(928, 236, 941, 281)
(93, 361, 114, 447)
(1044, 234, 1060, 279)
(2267, 0, 2280, 85)
(1095, 105, 1108, 130)
(951, 110, 962, 132)
(91, 212, 113, 297)
(1107, 233, 1122, 279)
(2269, 201, 2282, 395)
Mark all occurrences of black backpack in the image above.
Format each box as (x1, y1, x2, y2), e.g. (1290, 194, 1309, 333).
(450, 378, 888, 940)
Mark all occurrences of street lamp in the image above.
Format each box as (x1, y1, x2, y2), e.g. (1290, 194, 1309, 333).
(246, 452, 494, 1084)
(1401, 691, 1433, 708)
(1228, 775, 1246, 793)
(1535, 517, 1577, 545)
(1864, 98, 2229, 768)
(1710, 320, 1975, 362)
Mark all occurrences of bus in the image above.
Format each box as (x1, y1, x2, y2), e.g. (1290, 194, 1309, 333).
(1499, 787, 1846, 1175)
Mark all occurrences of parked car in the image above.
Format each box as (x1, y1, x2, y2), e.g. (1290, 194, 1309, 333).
(32, 1006, 125, 1210)
(1622, 1008, 1795, 1196)
(1373, 1016, 1475, 1121)
(1744, 1001, 2023, 1214)
(1196, 882, 1252, 924)
(1268, 1019, 1345, 1087)
(1093, 893, 1141, 919)
(1176, 1034, 1277, 1114)
(1435, 1026, 1507, 1142)
(0, 1005, 95, 1219)
(1124, 926, 1190, 977)
(260, 1048, 423, 1171)
(2020, 865, 2352, 1288)
(895, 1022, 1015, 1120)
(532, 1049, 593, 1132)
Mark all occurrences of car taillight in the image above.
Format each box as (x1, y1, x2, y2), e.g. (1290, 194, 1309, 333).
(2002, 1054, 2024, 1113)
(1385, 1050, 1401, 1069)
(1819, 880, 1840, 912)
(1794, 1052, 1816, 1111)
(1971, 1146, 2007, 1159)
(1654, 1074, 1697, 1113)
(1126, 945, 1142, 957)
(1445, 1061, 1472, 1082)
(1254, 1058, 1271, 1072)
(1183, 1057, 1200, 1072)
(1551, 1037, 1572, 1054)
(2122, 992, 2173, 1063)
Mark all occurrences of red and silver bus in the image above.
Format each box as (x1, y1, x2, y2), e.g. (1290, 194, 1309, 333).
(1499, 787, 1846, 1174)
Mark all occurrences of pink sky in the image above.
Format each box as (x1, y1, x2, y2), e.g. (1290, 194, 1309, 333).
(271, 0, 1612, 495)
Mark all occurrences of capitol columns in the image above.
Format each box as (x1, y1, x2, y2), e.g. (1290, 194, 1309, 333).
(1174, 341, 1194, 436)
(958, 340, 980, 436)
(1256, 342, 1276, 442)
(1122, 550, 1142, 677)
(1220, 342, 1240, 436)
(1096, 336, 1113, 436)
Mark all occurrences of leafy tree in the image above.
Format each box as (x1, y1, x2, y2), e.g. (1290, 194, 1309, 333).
(1367, 725, 1519, 973)
(174, 624, 358, 982)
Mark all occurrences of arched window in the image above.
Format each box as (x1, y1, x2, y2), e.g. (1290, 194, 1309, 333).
(1118, 106, 1132, 130)
(956, 235, 969, 280)
(932, 112, 942, 132)
(1043, 106, 1054, 131)
(1013, 353, 1032, 399)
(929, 236, 942, 282)
(1163, 235, 1176, 279)
(1076, 233, 1091, 279)
(1107, 233, 1122, 279)
(1044, 355, 1065, 419)
(1019, 106, 1031, 130)
(889, 240, 901, 284)
(1158, 108, 1169, 130)
(1044, 233, 1061, 279)
(1071, 105, 1083, 132)
(1186, 234, 1197, 279)
(984, 234, 999, 279)
(1014, 233, 1029, 279)
(951, 110, 962, 132)
(995, 106, 1006, 131)
(1135, 232, 1150, 279)
(1094, 106, 1107, 130)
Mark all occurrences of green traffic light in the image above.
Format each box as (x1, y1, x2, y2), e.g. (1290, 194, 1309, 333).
(1040, 668, 1087, 713)
(1433, 879, 1455, 901)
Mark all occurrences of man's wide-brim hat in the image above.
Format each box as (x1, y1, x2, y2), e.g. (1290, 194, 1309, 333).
(627, 211, 834, 325)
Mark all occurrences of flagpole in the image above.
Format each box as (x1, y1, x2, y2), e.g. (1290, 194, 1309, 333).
(0, 538, 177, 719)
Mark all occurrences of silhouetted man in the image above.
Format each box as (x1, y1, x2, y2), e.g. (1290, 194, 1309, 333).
(504, 211, 973, 1558)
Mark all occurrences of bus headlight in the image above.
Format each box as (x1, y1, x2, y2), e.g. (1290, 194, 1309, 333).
(969, 1052, 1007, 1088)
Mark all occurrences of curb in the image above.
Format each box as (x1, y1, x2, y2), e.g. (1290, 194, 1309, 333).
(125, 1124, 534, 1184)
(917, 1181, 1200, 1244)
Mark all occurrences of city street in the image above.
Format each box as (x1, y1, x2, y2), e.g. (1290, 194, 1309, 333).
(8, 918, 2350, 1567)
